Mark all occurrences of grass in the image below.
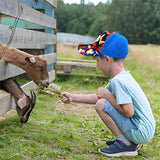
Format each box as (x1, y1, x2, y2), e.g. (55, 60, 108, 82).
(0, 42, 160, 159)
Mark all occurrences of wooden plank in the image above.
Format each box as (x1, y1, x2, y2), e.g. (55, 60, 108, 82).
(48, 70, 56, 82)
(57, 58, 96, 63)
(0, 24, 57, 49)
(44, 0, 57, 8)
(57, 71, 106, 77)
(44, 0, 55, 57)
(0, 0, 56, 29)
(44, 53, 57, 65)
(56, 62, 96, 68)
(0, 13, 1, 23)
(0, 90, 11, 117)
(64, 65, 72, 73)
(1, 17, 46, 30)
(55, 60, 109, 77)
(0, 60, 25, 81)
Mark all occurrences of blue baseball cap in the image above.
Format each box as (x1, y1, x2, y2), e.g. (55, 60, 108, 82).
(100, 32, 128, 58)
(78, 31, 128, 58)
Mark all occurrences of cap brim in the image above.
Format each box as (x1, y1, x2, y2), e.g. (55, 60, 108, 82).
(78, 44, 101, 56)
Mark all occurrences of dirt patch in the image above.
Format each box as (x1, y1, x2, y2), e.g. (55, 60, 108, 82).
(55, 100, 96, 115)
(55, 89, 96, 115)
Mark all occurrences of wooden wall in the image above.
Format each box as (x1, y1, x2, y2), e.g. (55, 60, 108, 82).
(0, 0, 57, 117)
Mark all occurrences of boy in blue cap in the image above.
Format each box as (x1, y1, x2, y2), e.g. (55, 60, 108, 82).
(60, 31, 155, 157)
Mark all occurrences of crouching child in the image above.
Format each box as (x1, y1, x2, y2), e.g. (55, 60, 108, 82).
(60, 31, 156, 157)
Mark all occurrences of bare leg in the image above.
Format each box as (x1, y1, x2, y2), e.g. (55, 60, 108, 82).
(95, 98, 122, 136)
(96, 99, 138, 157)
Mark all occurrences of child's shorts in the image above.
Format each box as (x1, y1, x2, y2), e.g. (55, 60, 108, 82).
(103, 99, 141, 143)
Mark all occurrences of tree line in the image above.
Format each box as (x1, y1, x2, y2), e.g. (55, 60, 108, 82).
(55, 0, 160, 44)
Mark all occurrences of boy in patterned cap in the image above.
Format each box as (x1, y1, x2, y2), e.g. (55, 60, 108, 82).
(59, 31, 155, 157)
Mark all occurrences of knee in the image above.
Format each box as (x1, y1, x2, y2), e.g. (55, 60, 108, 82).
(95, 98, 105, 113)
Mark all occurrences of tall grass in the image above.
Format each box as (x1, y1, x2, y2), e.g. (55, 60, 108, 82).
(0, 42, 159, 159)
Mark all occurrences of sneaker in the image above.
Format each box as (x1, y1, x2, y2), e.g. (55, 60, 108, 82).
(106, 139, 116, 145)
(106, 139, 141, 151)
(99, 140, 138, 157)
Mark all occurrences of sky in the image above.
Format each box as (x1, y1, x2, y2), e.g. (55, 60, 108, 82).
(63, 0, 108, 5)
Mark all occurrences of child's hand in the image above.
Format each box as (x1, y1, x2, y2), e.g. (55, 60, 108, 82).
(59, 92, 72, 103)
(96, 87, 109, 99)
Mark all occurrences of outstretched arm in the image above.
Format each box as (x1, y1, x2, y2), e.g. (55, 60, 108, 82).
(59, 92, 98, 104)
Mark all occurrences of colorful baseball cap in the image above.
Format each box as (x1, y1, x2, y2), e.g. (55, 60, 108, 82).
(78, 31, 128, 58)
(78, 31, 114, 56)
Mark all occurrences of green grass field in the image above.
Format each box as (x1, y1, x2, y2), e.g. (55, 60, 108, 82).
(0, 43, 159, 159)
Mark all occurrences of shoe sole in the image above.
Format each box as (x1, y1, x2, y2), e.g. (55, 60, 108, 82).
(106, 141, 141, 151)
(98, 148, 138, 157)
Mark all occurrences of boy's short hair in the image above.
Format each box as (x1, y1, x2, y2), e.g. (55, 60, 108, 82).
(78, 31, 128, 59)
(100, 55, 123, 62)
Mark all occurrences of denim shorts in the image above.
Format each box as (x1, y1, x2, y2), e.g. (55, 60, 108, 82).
(103, 99, 141, 143)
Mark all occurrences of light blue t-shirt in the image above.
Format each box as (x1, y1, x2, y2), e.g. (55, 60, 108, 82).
(106, 70, 155, 143)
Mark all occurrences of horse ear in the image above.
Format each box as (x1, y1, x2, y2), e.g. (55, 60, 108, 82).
(25, 57, 36, 64)
(17, 98, 27, 109)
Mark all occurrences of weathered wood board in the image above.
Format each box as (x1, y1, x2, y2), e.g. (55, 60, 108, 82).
(0, 24, 57, 48)
(0, 0, 56, 28)
(0, 61, 25, 81)
(44, 0, 57, 8)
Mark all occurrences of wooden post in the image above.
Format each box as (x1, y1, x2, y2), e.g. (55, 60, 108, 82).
(45, 3, 54, 71)
(64, 65, 72, 74)
(0, 14, 1, 24)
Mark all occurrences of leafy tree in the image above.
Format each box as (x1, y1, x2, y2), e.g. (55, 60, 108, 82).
(55, 0, 160, 44)
(106, 0, 160, 44)
(148, 0, 160, 44)
(55, 0, 109, 36)
(89, 16, 106, 36)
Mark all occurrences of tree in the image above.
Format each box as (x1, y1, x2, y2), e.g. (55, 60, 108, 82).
(80, 0, 85, 4)
(55, 0, 109, 36)
(55, 0, 160, 44)
(106, 0, 160, 44)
